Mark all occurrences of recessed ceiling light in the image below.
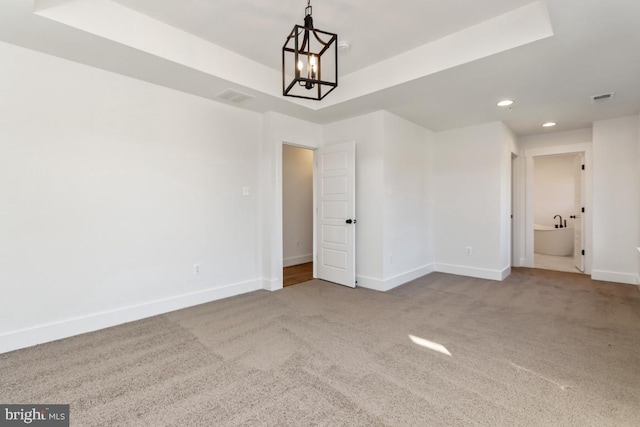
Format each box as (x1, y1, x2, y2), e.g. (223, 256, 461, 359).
(542, 122, 557, 128)
(497, 100, 514, 107)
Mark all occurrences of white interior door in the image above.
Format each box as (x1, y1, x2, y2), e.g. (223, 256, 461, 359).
(574, 154, 585, 272)
(316, 141, 356, 287)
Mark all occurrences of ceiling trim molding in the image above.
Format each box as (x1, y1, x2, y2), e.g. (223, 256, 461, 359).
(33, 0, 283, 99)
(34, 0, 552, 112)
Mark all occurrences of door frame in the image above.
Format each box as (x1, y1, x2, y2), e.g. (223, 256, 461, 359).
(523, 142, 592, 273)
(511, 153, 519, 267)
(281, 143, 318, 278)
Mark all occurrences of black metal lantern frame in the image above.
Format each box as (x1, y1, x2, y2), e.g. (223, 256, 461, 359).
(282, 2, 338, 100)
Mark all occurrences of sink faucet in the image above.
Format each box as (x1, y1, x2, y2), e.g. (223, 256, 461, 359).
(554, 215, 563, 228)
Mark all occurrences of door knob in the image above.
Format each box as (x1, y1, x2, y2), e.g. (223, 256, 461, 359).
(346, 219, 356, 224)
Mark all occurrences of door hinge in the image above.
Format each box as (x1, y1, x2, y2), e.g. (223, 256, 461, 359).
(581, 164, 585, 170)
(581, 249, 585, 256)
(581, 207, 585, 213)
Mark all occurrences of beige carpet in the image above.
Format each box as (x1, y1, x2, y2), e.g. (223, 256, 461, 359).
(1, 268, 639, 426)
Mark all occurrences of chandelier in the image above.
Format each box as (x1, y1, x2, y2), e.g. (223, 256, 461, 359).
(282, 0, 338, 100)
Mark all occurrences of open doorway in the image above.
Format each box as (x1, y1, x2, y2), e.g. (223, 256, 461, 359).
(532, 153, 585, 273)
(282, 144, 314, 286)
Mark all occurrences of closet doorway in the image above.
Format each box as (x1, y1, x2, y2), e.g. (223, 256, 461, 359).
(282, 144, 314, 286)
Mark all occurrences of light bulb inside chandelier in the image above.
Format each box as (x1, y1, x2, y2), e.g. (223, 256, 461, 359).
(297, 55, 318, 89)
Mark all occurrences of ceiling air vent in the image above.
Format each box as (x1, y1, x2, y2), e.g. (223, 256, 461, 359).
(215, 88, 255, 104)
(591, 92, 615, 103)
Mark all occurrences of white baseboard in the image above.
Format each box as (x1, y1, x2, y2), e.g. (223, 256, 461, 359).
(355, 275, 385, 291)
(434, 263, 508, 281)
(283, 254, 313, 267)
(0, 278, 263, 355)
(383, 264, 436, 290)
(591, 270, 638, 285)
(357, 264, 435, 292)
(262, 277, 282, 291)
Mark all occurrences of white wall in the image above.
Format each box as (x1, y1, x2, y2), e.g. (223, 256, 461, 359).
(592, 115, 639, 284)
(282, 145, 313, 267)
(519, 128, 593, 151)
(533, 155, 577, 228)
(0, 41, 264, 353)
(433, 122, 513, 280)
(381, 112, 434, 287)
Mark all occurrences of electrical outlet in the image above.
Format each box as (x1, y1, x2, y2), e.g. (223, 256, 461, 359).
(465, 247, 472, 255)
(193, 263, 201, 275)
(242, 186, 251, 196)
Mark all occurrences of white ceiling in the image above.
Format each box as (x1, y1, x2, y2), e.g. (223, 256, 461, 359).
(109, 0, 535, 75)
(1, 0, 639, 136)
